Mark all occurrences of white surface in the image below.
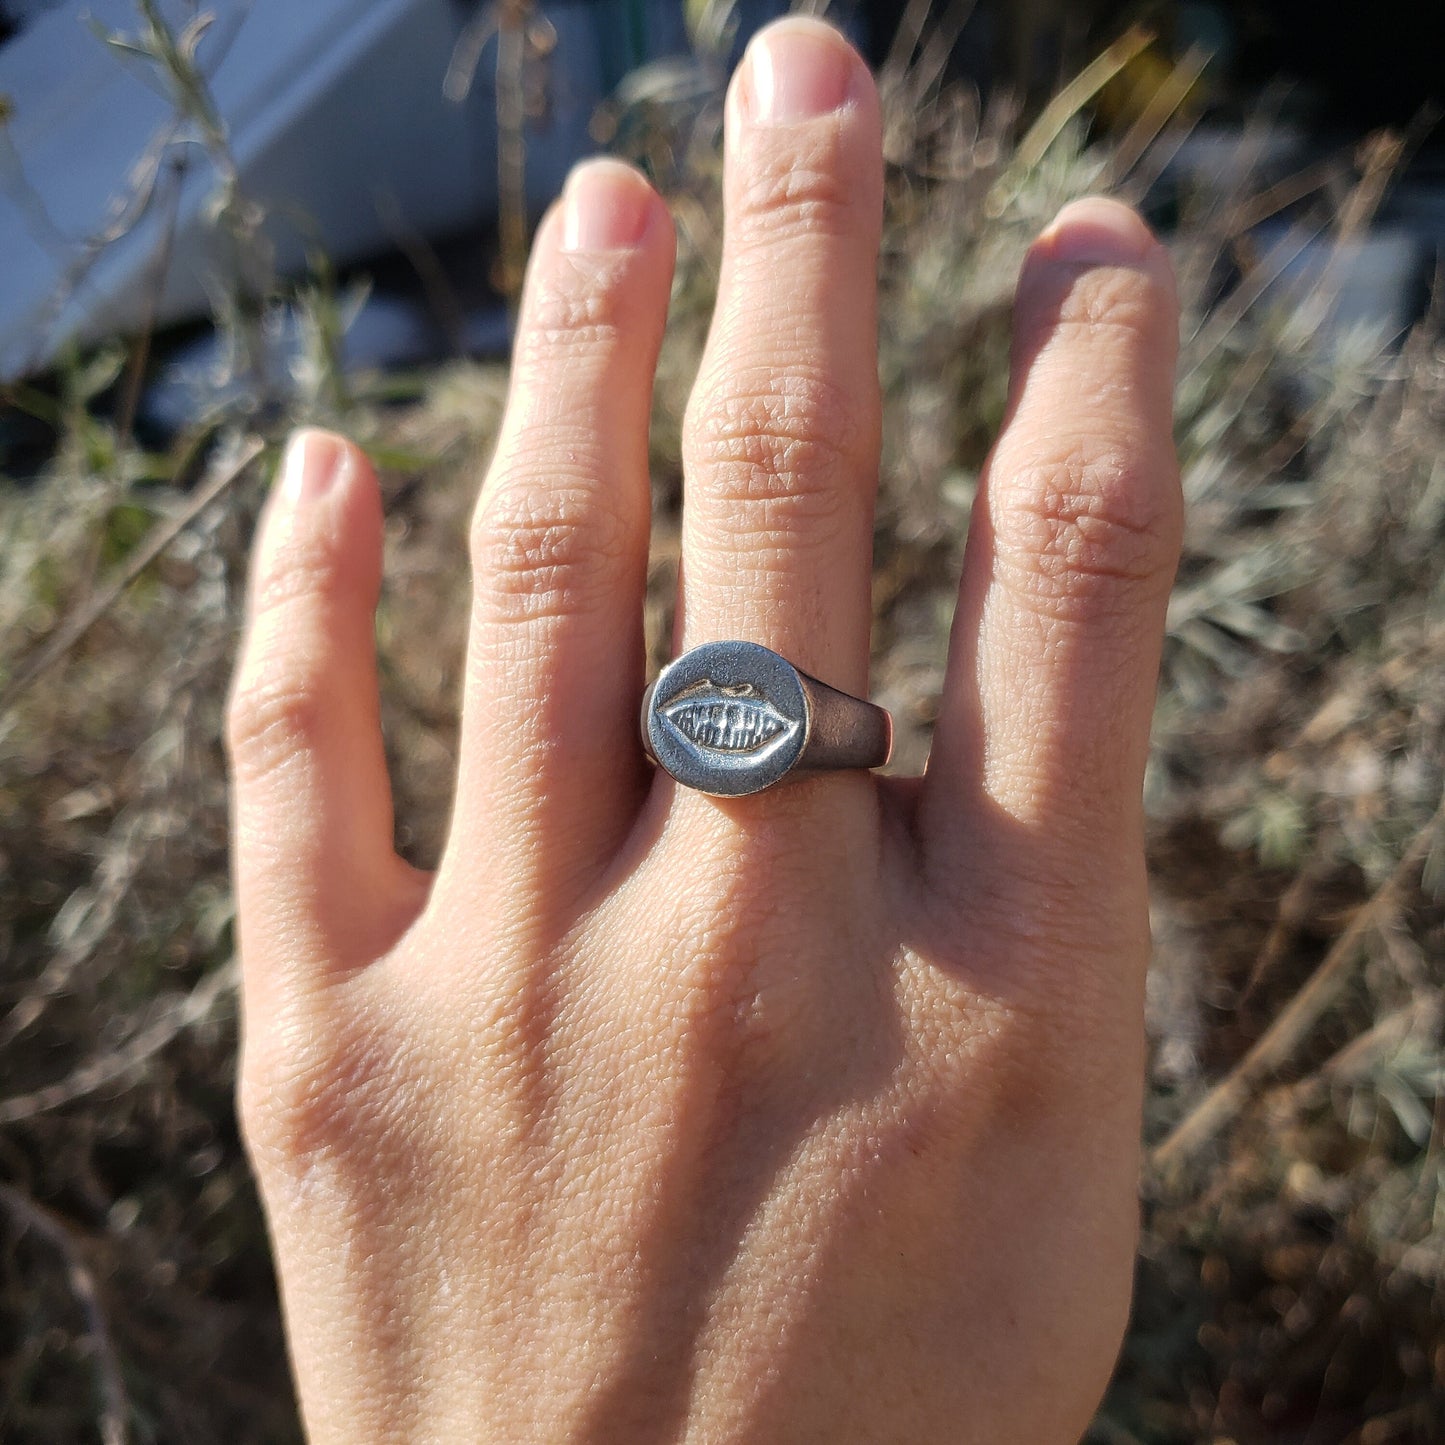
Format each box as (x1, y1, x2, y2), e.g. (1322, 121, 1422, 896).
(1253, 223, 1428, 341)
(0, 0, 628, 378)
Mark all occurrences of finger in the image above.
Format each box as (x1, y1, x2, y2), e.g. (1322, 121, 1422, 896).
(920, 199, 1182, 883)
(227, 431, 425, 998)
(678, 17, 883, 698)
(442, 160, 674, 906)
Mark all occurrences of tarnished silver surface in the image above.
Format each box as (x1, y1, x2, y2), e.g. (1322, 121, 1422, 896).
(641, 641, 892, 796)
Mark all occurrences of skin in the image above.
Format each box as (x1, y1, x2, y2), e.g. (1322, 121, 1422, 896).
(227, 17, 1182, 1445)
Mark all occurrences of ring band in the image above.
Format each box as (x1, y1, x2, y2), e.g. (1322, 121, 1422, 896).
(641, 640, 892, 796)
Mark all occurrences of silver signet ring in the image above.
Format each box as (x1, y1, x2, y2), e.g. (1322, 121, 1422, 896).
(640, 640, 893, 797)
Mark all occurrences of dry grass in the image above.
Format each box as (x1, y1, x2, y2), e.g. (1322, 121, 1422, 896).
(1, 12, 1442, 1443)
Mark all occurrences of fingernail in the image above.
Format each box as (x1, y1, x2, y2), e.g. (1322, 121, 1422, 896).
(562, 159, 653, 251)
(280, 429, 347, 505)
(1037, 197, 1158, 267)
(745, 18, 854, 124)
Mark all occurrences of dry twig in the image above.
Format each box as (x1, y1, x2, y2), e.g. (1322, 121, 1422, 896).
(0, 1183, 129, 1445)
(0, 436, 263, 721)
(0, 958, 238, 1125)
(1151, 797, 1445, 1180)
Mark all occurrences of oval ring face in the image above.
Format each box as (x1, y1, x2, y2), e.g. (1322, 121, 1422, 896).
(645, 641, 810, 796)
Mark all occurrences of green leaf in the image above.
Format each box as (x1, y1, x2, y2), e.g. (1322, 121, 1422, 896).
(102, 501, 157, 567)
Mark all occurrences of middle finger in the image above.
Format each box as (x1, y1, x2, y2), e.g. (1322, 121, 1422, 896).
(679, 18, 884, 700)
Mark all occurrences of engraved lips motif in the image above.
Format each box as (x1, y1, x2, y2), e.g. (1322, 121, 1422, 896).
(660, 681, 798, 757)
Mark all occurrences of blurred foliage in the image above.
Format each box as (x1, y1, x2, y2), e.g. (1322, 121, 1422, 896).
(1, 4, 1443, 1442)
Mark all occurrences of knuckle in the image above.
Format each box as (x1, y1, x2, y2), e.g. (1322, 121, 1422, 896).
(237, 1059, 322, 1177)
(734, 133, 857, 243)
(226, 662, 329, 775)
(1020, 258, 1172, 357)
(227, 525, 365, 771)
(237, 1000, 401, 1180)
(249, 536, 347, 616)
(915, 935, 1143, 1134)
(520, 256, 632, 356)
(650, 820, 868, 1087)
(995, 989, 1145, 1133)
(993, 438, 1179, 621)
(947, 851, 1150, 1035)
(470, 474, 634, 624)
(238, 1035, 347, 1176)
(1061, 263, 1163, 336)
(684, 367, 861, 538)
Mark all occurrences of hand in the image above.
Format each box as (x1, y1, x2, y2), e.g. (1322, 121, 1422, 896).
(227, 17, 1181, 1443)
